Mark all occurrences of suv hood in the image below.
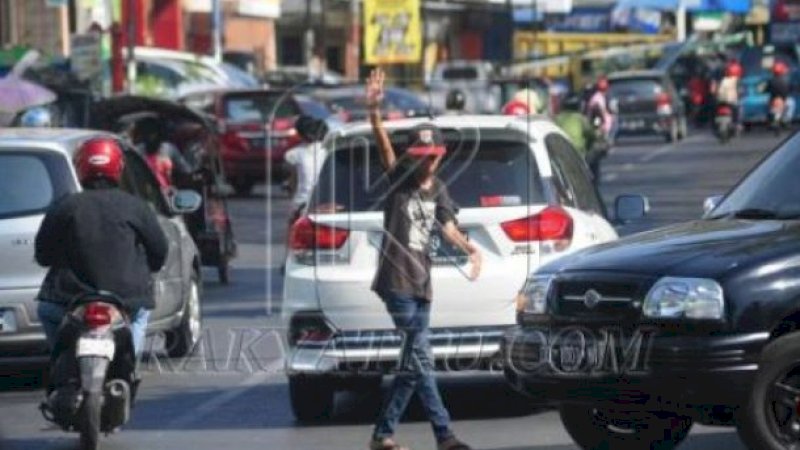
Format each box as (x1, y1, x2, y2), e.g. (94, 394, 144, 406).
(543, 219, 800, 279)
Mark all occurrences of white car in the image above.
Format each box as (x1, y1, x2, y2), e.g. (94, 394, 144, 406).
(282, 115, 641, 421)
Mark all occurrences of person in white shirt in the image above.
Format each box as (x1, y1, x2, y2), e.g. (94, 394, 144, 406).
(283, 115, 328, 271)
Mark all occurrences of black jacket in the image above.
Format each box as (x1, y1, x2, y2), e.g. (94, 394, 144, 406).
(35, 188, 169, 311)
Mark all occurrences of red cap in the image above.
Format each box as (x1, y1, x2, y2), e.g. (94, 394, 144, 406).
(406, 123, 446, 157)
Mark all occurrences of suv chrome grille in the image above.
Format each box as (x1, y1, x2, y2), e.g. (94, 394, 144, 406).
(553, 276, 651, 319)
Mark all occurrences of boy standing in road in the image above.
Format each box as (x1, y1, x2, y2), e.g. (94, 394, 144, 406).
(366, 68, 482, 450)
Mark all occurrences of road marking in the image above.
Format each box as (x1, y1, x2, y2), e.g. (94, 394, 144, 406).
(639, 134, 705, 163)
(603, 173, 619, 182)
(164, 369, 277, 428)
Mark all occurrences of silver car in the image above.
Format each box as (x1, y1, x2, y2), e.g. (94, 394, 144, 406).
(0, 128, 204, 366)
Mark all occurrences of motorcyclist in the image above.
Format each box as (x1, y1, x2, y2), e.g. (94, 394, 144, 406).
(444, 89, 466, 114)
(714, 61, 743, 130)
(35, 138, 169, 357)
(766, 61, 794, 125)
(554, 96, 604, 182)
(585, 76, 616, 145)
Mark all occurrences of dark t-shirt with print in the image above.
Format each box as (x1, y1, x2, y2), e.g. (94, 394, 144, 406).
(371, 167, 457, 302)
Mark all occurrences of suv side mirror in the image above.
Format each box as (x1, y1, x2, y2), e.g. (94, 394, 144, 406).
(703, 195, 723, 215)
(170, 190, 203, 214)
(615, 194, 649, 223)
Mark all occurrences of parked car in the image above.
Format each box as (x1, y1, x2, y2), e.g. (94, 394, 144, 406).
(311, 85, 433, 123)
(179, 88, 305, 196)
(282, 115, 642, 421)
(504, 130, 800, 450)
(608, 70, 688, 143)
(90, 96, 238, 283)
(427, 60, 501, 113)
(0, 128, 204, 365)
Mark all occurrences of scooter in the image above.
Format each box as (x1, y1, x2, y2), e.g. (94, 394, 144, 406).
(40, 292, 138, 450)
(769, 97, 787, 136)
(714, 104, 735, 143)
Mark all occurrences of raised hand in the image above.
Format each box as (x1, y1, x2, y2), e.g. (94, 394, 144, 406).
(469, 249, 482, 281)
(366, 68, 385, 109)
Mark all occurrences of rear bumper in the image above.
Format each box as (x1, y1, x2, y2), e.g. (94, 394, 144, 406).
(616, 114, 675, 136)
(286, 327, 509, 375)
(502, 326, 767, 408)
(0, 288, 49, 364)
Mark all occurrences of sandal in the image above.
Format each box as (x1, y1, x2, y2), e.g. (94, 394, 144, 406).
(369, 437, 410, 450)
(437, 437, 472, 450)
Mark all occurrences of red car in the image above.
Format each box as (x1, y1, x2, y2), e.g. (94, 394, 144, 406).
(180, 89, 303, 196)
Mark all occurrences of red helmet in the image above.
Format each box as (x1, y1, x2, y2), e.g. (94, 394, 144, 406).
(596, 77, 609, 92)
(74, 138, 125, 186)
(502, 100, 530, 116)
(725, 61, 743, 78)
(773, 61, 790, 77)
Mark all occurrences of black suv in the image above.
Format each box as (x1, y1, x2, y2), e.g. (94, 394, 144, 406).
(503, 131, 800, 450)
(609, 70, 688, 143)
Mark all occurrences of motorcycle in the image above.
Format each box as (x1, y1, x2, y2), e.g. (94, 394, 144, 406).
(769, 97, 787, 136)
(40, 292, 138, 450)
(714, 104, 735, 143)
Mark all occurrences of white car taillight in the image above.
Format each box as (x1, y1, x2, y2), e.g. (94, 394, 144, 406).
(501, 206, 574, 253)
(289, 217, 350, 265)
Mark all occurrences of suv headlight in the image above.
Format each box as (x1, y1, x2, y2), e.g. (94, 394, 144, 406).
(516, 275, 553, 316)
(643, 277, 725, 320)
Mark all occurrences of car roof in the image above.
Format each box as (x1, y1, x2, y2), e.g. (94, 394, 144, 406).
(333, 114, 560, 141)
(0, 128, 115, 157)
(608, 70, 667, 80)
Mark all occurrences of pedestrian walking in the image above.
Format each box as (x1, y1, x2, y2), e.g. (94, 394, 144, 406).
(365, 67, 482, 450)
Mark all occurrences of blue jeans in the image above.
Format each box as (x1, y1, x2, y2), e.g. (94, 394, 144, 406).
(37, 301, 150, 356)
(373, 293, 453, 443)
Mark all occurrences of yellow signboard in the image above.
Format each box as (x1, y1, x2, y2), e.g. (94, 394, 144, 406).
(363, 0, 422, 65)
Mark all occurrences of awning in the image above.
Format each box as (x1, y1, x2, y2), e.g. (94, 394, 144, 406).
(615, 0, 751, 13)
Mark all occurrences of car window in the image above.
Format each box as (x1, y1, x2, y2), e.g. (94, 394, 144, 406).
(223, 92, 299, 122)
(310, 132, 546, 212)
(123, 152, 168, 215)
(441, 67, 479, 80)
(609, 78, 664, 99)
(545, 134, 604, 215)
(0, 151, 77, 219)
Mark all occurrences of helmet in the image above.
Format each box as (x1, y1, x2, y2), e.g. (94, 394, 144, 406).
(502, 100, 530, 116)
(773, 61, 790, 77)
(725, 61, 743, 78)
(596, 77, 609, 92)
(19, 107, 52, 127)
(445, 89, 466, 111)
(74, 138, 125, 186)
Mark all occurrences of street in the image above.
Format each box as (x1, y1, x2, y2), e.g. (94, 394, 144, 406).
(0, 128, 789, 450)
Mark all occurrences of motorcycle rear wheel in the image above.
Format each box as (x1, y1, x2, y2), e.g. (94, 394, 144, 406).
(80, 390, 102, 450)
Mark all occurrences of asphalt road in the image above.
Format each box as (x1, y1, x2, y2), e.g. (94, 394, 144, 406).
(0, 127, 793, 450)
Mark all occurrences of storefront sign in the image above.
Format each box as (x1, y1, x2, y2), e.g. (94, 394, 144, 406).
(363, 0, 423, 65)
(237, 0, 281, 19)
(70, 33, 102, 80)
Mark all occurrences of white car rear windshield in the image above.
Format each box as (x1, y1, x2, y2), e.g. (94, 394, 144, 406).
(0, 152, 76, 219)
(310, 130, 545, 212)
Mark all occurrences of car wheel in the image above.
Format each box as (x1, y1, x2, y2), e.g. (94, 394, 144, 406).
(231, 180, 254, 197)
(166, 272, 202, 358)
(737, 332, 800, 450)
(289, 375, 335, 422)
(559, 404, 693, 450)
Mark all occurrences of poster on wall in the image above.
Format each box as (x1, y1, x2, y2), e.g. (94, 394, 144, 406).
(363, 0, 423, 65)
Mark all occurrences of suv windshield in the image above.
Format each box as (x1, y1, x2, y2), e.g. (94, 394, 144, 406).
(223, 92, 298, 122)
(309, 130, 545, 212)
(709, 133, 800, 220)
(0, 151, 77, 219)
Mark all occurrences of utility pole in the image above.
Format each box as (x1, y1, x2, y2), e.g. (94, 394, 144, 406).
(212, 0, 223, 62)
(676, 0, 687, 42)
(305, 0, 315, 70)
(346, 0, 360, 80)
(126, 0, 136, 94)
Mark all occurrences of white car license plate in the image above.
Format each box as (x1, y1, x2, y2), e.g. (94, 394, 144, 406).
(0, 309, 17, 333)
(77, 337, 115, 359)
